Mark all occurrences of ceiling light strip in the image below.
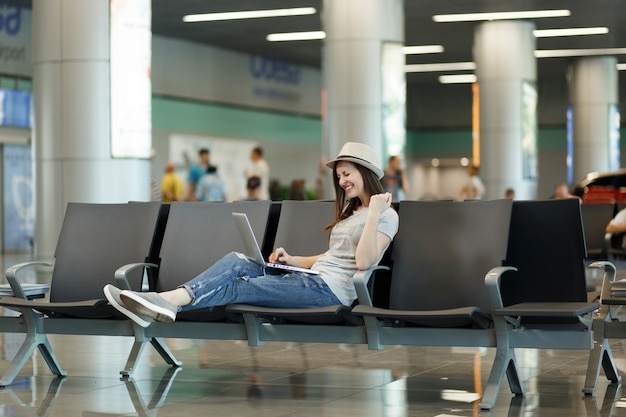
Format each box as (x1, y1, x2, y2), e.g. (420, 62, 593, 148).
(405, 62, 476, 73)
(267, 31, 326, 42)
(408, 56, 626, 76)
(439, 74, 477, 84)
(183, 7, 316, 23)
(402, 45, 444, 55)
(406, 50, 626, 73)
(433, 9, 570, 23)
(535, 48, 626, 58)
(534, 27, 609, 38)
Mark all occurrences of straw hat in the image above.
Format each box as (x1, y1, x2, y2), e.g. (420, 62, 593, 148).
(326, 142, 384, 179)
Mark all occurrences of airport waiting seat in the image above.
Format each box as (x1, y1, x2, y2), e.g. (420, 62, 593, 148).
(492, 199, 619, 396)
(119, 200, 272, 373)
(351, 199, 520, 410)
(0, 202, 171, 385)
(500, 199, 592, 306)
(150, 200, 271, 321)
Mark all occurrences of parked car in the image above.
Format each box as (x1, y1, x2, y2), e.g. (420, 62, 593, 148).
(577, 169, 626, 203)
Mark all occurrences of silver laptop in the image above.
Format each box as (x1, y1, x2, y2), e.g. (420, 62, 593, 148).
(232, 212, 320, 275)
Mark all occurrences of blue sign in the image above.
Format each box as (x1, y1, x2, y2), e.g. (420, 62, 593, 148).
(4, 144, 33, 251)
(0, 6, 21, 36)
(0, 88, 32, 127)
(566, 106, 573, 185)
(249, 55, 301, 85)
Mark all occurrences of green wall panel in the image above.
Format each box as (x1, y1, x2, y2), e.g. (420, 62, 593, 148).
(152, 96, 321, 143)
(153, 97, 626, 153)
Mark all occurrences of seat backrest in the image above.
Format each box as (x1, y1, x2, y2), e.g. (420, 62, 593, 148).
(260, 202, 282, 259)
(389, 199, 512, 312)
(155, 200, 271, 291)
(144, 203, 171, 291)
(580, 202, 616, 255)
(500, 199, 587, 305)
(271, 200, 335, 256)
(50, 202, 164, 302)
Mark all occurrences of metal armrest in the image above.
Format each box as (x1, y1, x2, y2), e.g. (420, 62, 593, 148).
(5, 261, 53, 299)
(353, 265, 390, 307)
(485, 266, 519, 327)
(589, 261, 620, 318)
(114, 262, 159, 290)
(484, 266, 518, 310)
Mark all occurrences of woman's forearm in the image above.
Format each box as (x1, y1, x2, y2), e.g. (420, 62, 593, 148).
(288, 255, 322, 269)
(355, 211, 387, 270)
(607, 223, 626, 233)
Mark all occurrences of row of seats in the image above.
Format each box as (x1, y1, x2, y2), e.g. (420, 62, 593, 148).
(0, 198, 621, 410)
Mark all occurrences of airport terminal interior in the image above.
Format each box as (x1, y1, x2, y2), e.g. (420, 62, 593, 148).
(2, 1, 626, 416)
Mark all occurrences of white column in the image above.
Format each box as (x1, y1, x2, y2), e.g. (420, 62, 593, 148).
(32, 0, 151, 258)
(474, 20, 537, 200)
(322, 0, 405, 197)
(568, 56, 619, 184)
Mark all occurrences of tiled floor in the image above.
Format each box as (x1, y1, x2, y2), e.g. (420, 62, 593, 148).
(2, 337, 626, 416)
(1, 254, 626, 416)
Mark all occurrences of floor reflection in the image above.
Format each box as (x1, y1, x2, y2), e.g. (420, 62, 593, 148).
(0, 340, 624, 417)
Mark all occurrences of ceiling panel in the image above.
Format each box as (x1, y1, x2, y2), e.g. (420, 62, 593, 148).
(13, 1, 626, 96)
(150, 0, 626, 81)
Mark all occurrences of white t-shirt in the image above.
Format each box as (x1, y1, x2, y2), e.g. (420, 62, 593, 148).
(609, 208, 626, 248)
(312, 207, 399, 306)
(610, 208, 626, 226)
(251, 159, 270, 200)
(465, 175, 485, 199)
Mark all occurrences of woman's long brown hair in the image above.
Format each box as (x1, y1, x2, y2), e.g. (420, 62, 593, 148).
(326, 162, 385, 230)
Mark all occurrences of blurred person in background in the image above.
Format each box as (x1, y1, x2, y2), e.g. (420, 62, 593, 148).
(195, 165, 226, 202)
(288, 179, 306, 200)
(554, 183, 578, 199)
(161, 162, 185, 202)
(186, 148, 212, 201)
(245, 176, 262, 201)
(382, 155, 409, 201)
(459, 165, 485, 200)
(246, 147, 270, 200)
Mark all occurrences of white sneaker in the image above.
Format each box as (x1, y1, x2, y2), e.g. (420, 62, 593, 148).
(120, 290, 179, 323)
(103, 284, 153, 328)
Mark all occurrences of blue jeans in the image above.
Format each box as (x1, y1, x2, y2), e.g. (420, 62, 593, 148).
(180, 252, 341, 311)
